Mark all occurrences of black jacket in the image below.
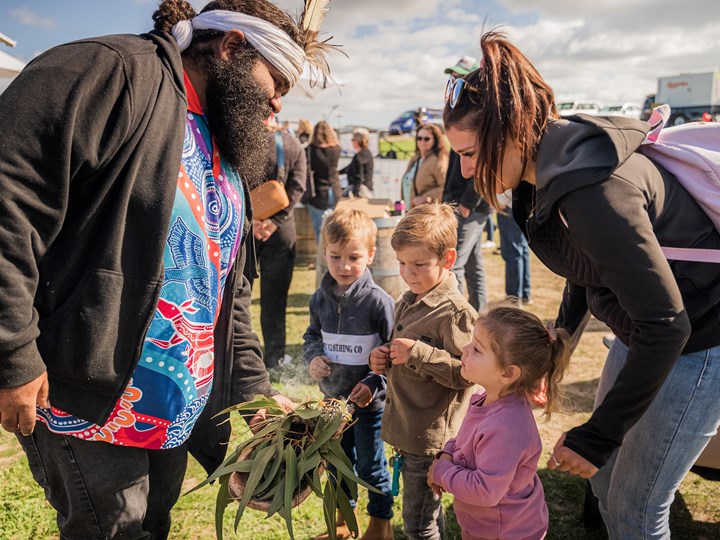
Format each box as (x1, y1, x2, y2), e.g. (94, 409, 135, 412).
(514, 115, 720, 467)
(0, 32, 273, 473)
(308, 144, 341, 210)
(442, 150, 490, 213)
(340, 147, 374, 195)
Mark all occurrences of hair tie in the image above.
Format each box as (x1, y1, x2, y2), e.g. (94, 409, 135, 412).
(546, 322, 557, 343)
(171, 19, 194, 52)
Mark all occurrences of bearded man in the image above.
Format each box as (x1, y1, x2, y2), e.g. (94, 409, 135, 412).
(0, 0, 335, 537)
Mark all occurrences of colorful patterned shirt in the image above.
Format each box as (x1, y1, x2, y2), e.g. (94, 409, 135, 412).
(37, 73, 245, 449)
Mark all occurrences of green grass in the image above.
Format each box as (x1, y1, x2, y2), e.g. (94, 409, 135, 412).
(378, 134, 416, 160)
(1, 249, 719, 539)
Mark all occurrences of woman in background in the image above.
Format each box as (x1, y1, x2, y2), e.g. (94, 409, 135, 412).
(306, 120, 341, 242)
(400, 123, 449, 209)
(341, 128, 374, 198)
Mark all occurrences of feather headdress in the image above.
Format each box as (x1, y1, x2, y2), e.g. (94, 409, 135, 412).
(298, 0, 345, 87)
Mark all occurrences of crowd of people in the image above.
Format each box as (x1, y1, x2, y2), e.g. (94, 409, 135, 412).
(1, 1, 718, 539)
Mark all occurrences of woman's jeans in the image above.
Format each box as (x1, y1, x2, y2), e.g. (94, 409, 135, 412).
(451, 208, 490, 311)
(307, 191, 336, 243)
(334, 407, 394, 520)
(589, 339, 720, 539)
(497, 212, 530, 300)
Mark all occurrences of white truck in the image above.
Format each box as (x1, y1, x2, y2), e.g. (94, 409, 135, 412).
(644, 71, 720, 125)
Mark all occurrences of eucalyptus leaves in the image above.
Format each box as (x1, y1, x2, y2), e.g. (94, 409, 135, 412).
(190, 396, 379, 539)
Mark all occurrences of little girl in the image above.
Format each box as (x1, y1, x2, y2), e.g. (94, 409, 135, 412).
(427, 306, 570, 540)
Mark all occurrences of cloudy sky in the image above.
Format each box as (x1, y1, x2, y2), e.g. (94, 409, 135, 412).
(1, 0, 719, 130)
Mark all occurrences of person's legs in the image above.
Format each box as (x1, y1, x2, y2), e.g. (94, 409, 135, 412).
(451, 210, 487, 308)
(497, 212, 523, 299)
(353, 408, 393, 520)
(589, 341, 720, 539)
(520, 236, 531, 301)
(401, 453, 444, 540)
(16, 423, 188, 539)
(258, 217, 296, 367)
(307, 203, 327, 243)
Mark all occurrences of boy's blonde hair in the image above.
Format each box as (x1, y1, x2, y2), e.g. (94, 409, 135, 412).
(391, 203, 458, 258)
(321, 208, 377, 251)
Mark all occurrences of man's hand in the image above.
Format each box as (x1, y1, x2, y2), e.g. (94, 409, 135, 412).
(389, 338, 415, 366)
(547, 433, 599, 479)
(459, 205, 471, 219)
(254, 219, 278, 242)
(369, 345, 390, 374)
(0, 372, 49, 436)
(309, 355, 333, 381)
(249, 394, 296, 432)
(348, 383, 372, 408)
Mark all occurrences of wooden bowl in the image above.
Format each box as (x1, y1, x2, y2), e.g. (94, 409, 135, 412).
(228, 444, 326, 511)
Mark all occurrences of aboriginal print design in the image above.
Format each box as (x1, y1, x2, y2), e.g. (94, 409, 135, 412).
(37, 103, 245, 449)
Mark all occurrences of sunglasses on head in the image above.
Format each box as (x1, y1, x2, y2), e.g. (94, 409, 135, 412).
(416, 136, 432, 141)
(445, 77, 481, 108)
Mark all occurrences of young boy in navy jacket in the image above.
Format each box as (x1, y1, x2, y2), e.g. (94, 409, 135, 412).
(303, 208, 395, 540)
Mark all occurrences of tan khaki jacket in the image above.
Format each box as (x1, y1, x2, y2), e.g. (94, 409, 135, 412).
(381, 273, 477, 455)
(406, 153, 448, 207)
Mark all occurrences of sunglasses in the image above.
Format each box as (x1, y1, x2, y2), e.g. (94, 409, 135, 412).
(416, 136, 433, 142)
(445, 77, 481, 108)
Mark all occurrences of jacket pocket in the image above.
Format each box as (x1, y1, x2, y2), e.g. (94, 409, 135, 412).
(37, 267, 161, 396)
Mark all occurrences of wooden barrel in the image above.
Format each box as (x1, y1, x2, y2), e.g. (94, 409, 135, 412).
(316, 215, 403, 300)
(294, 204, 317, 266)
(696, 433, 720, 470)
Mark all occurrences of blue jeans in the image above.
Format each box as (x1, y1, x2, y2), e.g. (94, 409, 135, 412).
(336, 407, 394, 519)
(589, 339, 720, 539)
(497, 212, 530, 300)
(452, 208, 490, 311)
(307, 191, 336, 243)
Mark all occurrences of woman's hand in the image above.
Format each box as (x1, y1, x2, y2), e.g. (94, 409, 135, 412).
(547, 433, 599, 478)
(412, 195, 427, 207)
(309, 355, 333, 380)
(389, 338, 415, 365)
(369, 345, 390, 374)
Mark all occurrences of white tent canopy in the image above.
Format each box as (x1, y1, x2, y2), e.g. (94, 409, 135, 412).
(0, 49, 25, 78)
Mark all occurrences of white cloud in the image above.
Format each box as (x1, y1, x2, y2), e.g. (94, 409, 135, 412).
(10, 8, 55, 28)
(277, 0, 720, 130)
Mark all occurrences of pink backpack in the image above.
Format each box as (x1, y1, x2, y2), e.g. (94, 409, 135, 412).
(637, 105, 720, 263)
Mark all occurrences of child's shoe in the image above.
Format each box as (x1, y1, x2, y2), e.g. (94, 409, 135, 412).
(359, 517, 393, 540)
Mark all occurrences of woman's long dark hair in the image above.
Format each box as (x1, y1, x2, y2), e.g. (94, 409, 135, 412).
(443, 30, 557, 209)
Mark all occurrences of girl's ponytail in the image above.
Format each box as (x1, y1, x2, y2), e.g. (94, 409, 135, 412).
(542, 323, 571, 420)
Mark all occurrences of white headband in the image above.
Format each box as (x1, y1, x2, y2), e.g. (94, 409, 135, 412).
(172, 10, 305, 86)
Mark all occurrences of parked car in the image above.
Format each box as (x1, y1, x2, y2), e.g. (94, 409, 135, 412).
(389, 107, 443, 134)
(598, 103, 642, 119)
(557, 100, 602, 117)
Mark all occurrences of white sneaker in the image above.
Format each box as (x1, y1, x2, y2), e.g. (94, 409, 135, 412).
(602, 335, 615, 349)
(278, 354, 293, 367)
(482, 241, 496, 249)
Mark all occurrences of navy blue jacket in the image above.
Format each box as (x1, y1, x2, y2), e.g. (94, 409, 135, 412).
(303, 269, 394, 411)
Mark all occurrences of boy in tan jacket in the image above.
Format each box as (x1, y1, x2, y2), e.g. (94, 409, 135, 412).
(370, 203, 477, 540)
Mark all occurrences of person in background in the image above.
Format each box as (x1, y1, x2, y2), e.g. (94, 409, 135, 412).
(296, 117, 313, 148)
(443, 30, 720, 538)
(340, 127, 374, 198)
(305, 120, 342, 242)
(483, 213, 497, 249)
(497, 192, 531, 305)
(0, 0, 335, 536)
(428, 306, 571, 540)
(254, 126, 306, 368)
(304, 208, 395, 540)
(370, 203, 476, 540)
(442, 55, 492, 310)
(400, 122, 449, 209)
